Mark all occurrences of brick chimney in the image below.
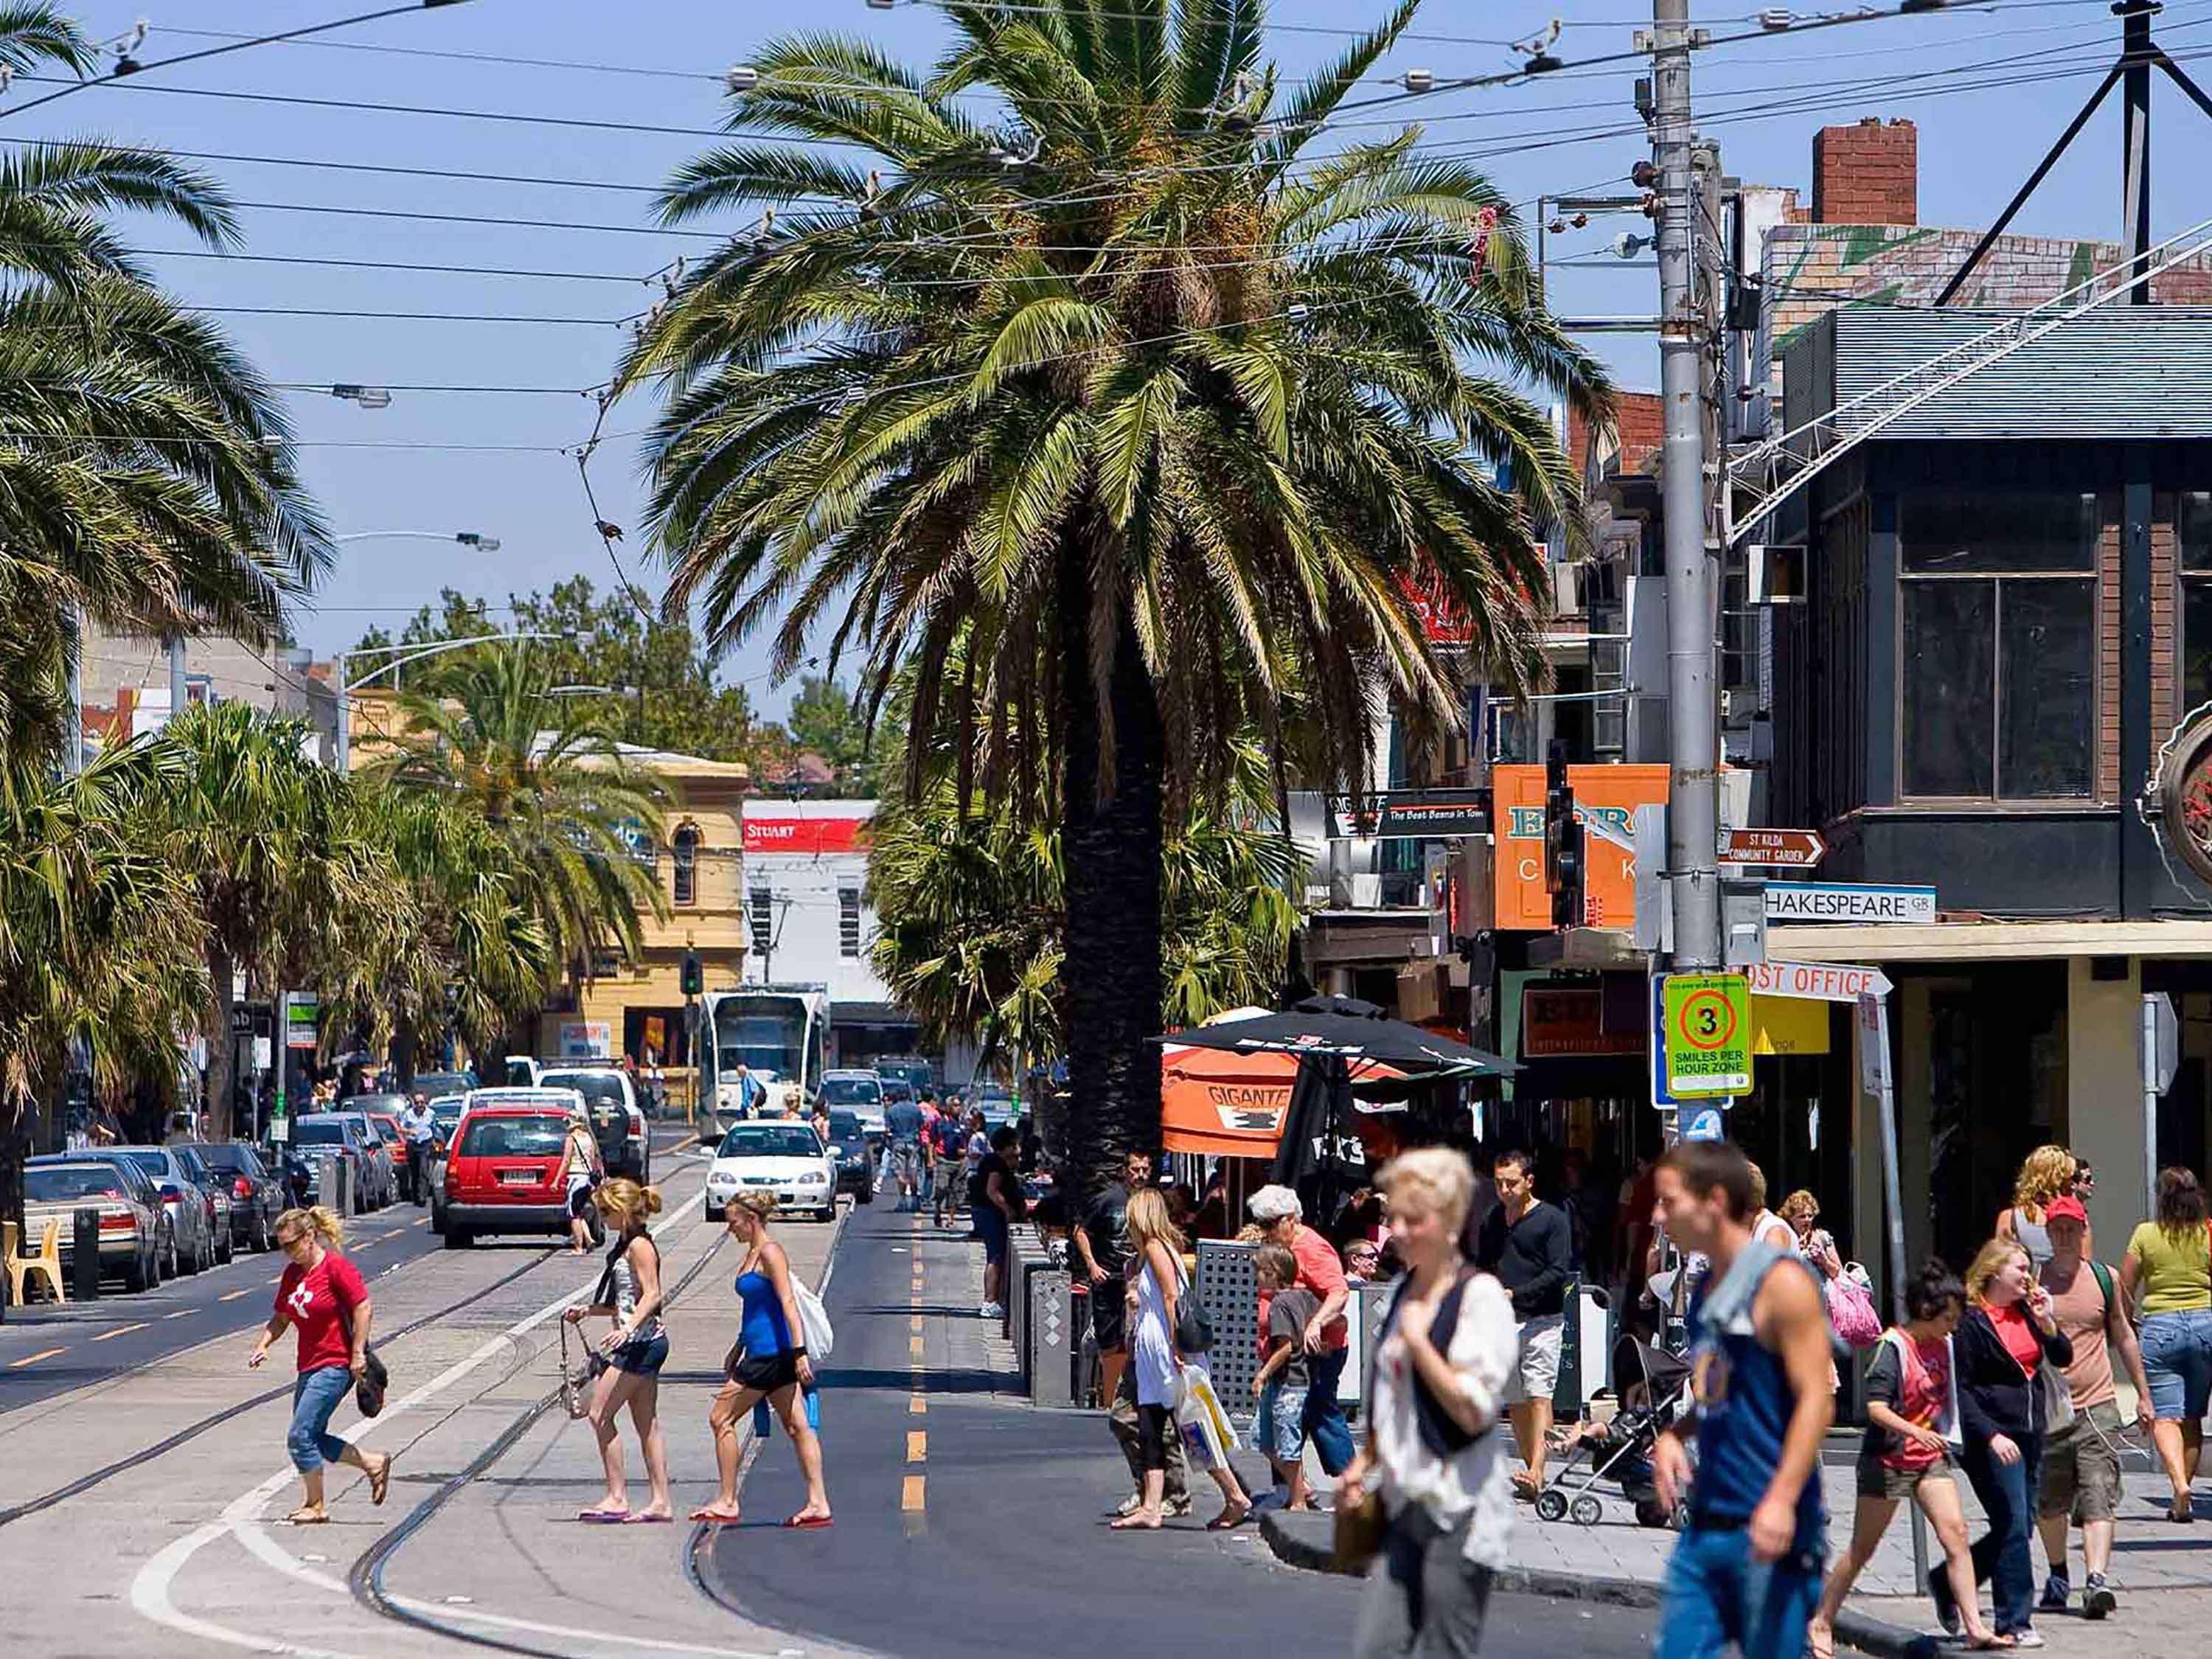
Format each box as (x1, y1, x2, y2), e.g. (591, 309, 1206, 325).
(1812, 117, 1916, 226)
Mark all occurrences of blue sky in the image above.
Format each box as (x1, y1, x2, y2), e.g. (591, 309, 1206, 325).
(26, 0, 2212, 714)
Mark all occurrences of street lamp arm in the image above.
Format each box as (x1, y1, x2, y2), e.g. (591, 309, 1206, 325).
(333, 529, 501, 551)
(341, 630, 569, 695)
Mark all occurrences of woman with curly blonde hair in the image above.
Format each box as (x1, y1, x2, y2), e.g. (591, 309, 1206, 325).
(1996, 1146, 2077, 1273)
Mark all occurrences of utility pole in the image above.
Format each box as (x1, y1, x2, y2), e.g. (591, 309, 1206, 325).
(2122, 0, 2153, 304)
(64, 604, 83, 774)
(1652, 0, 1721, 971)
(167, 633, 186, 727)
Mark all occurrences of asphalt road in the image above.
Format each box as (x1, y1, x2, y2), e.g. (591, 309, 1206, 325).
(700, 1200, 1661, 1659)
(0, 1121, 702, 1413)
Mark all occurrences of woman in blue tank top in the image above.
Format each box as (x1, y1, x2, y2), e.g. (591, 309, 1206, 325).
(692, 1191, 832, 1527)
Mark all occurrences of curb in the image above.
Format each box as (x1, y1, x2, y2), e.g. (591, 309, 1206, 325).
(1256, 1512, 1933, 1655)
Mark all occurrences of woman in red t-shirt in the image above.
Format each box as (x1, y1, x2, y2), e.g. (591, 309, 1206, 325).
(248, 1206, 392, 1524)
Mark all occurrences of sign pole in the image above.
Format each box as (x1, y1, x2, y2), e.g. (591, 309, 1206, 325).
(2143, 995, 2161, 1219)
(1858, 990, 1923, 1585)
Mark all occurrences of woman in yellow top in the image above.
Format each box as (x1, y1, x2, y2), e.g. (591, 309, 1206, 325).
(2121, 1167, 2212, 1522)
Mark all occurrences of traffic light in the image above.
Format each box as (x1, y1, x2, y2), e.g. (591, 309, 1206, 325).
(680, 949, 703, 998)
(1544, 742, 1585, 930)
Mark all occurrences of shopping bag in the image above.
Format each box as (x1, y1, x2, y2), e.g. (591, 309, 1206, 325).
(1172, 1361, 1237, 1470)
(1823, 1272, 1882, 1350)
(793, 1281, 835, 1360)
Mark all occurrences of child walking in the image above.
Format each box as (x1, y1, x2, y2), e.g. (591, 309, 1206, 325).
(1808, 1261, 2012, 1658)
(1251, 1244, 1318, 1510)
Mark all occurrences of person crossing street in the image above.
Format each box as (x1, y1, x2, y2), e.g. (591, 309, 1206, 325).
(884, 1087, 926, 1211)
(395, 1091, 436, 1206)
(1474, 1148, 1573, 1500)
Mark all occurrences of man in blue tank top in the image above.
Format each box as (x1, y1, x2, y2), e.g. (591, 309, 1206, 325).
(1651, 1141, 1834, 1659)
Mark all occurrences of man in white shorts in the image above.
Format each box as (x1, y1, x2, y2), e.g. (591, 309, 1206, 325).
(1473, 1147, 1574, 1498)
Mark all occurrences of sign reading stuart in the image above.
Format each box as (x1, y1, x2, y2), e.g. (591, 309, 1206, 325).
(1661, 973, 1753, 1098)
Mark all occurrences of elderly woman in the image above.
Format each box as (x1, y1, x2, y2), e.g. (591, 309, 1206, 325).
(1780, 1190, 1843, 1281)
(1339, 1149, 1518, 1659)
(1248, 1183, 1355, 1475)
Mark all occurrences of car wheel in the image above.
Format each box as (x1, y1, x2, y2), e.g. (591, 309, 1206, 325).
(126, 1245, 152, 1293)
(817, 1206, 835, 1224)
(430, 1203, 446, 1238)
(217, 1227, 234, 1265)
(445, 1227, 473, 1250)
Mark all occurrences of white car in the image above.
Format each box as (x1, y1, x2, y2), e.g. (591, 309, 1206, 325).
(821, 1069, 886, 1135)
(703, 1120, 838, 1224)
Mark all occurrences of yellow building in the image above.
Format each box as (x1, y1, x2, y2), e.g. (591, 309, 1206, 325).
(347, 686, 748, 1066)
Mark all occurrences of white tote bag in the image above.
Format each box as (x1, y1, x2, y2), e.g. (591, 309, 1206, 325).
(793, 1280, 835, 1361)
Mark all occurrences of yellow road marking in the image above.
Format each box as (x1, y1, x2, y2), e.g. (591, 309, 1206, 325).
(910, 1335, 925, 1361)
(909, 1315, 924, 1335)
(9, 1346, 67, 1368)
(219, 1287, 254, 1302)
(906, 1430, 926, 1464)
(910, 1396, 927, 1415)
(902, 1474, 925, 1511)
(91, 1322, 149, 1342)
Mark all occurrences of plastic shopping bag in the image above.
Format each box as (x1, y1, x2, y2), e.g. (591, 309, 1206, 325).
(752, 1385, 822, 1437)
(1171, 1361, 1238, 1472)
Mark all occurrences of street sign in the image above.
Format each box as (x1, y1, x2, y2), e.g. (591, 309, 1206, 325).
(1764, 883, 1935, 924)
(282, 991, 317, 1051)
(2145, 992, 2180, 1096)
(1662, 973, 1753, 1098)
(1857, 992, 1891, 1095)
(1683, 1105, 1727, 1141)
(1649, 974, 1677, 1110)
(1327, 789, 1489, 840)
(1745, 960, 1893, 1003)
(229, 1006, 254, 1037)
(1719, 827, 1826, 867)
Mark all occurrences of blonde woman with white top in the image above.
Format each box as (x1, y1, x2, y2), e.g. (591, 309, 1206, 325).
(1339, 1147, 1519, 1658)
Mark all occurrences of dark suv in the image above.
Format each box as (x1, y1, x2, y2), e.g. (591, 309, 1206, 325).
(822, 1110, 877, 1204)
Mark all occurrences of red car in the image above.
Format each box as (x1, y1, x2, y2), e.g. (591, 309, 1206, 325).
(441, 1090, 592, 1249)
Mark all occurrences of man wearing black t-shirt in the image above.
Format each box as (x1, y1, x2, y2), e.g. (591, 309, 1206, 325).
(1475, 1148, 1574, 1498)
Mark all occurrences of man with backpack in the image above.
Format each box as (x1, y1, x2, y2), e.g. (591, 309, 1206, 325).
(2035, 1194, 2154, 1620)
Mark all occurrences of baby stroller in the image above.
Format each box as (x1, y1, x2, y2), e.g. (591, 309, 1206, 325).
(1532, 1335, 1692, 1530)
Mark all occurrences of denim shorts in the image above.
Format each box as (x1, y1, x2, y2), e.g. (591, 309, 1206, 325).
(2139, 1307, 2212, 1421)
(1255, 1377, 1307, 1464)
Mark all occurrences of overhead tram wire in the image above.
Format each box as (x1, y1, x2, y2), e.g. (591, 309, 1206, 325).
(0, 2, 473, 124)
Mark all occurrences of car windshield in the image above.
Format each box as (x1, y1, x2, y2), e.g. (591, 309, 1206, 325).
(540, 1072, 627, 1110)
(432, 1110, 464, 1133)
(717, 1124, 822, 1158)
(827, 1111, 863, 1141)
(28, 1166, 127, 1202)
(459, 1116, 568, 1158)
(192, 1145, 262, 1175)
(821, 1077, 880, 1106)
(121, 1150, 175, 1177)
(291, 1120, 348, 1147)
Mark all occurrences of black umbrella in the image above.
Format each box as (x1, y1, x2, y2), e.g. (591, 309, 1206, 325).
(1158, 995, 1514, 1077)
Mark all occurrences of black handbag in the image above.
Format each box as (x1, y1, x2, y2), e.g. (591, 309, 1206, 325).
(1174, 1273, 1215, 1354)
(354, 1344, 389, 1418)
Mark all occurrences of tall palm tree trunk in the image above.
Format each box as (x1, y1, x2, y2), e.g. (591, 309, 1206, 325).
(1058, 535, 1164, 1199)
(206, 942, 237, 1141)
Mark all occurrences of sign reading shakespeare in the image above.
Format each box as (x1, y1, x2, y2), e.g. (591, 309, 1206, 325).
(1763, 883, 1935, 924)
(741, 815, 868, 856)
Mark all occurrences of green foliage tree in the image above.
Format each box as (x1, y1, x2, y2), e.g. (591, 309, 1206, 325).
(364, 643, 671, 995)
(619, 0, 1607, 1189)
(355, 577, 756, 764)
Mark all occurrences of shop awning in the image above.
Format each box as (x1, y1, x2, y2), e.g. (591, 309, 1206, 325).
(1160, 1046, 1409, 1157)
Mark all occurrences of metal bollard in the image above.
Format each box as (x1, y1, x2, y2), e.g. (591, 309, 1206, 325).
(72, 1206, 101, 1301)
(316, 1152, 341, 1217)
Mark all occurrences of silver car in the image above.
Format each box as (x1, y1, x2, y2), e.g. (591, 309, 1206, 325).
(116, 1146, 221, 1275)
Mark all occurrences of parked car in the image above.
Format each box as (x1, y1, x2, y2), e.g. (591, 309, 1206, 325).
(439, 1088, 593, 1248)
(22, 1156, 165, 1290)
(821, 1070, 887, 1135)
(503, 1055, 542, 1087)
(704, 1120, 838, 1224)
(181, 1140, 281, 1253)
(822, 1109, 876, 1204)
(287, 1113, 384, 1214)
(171, 1144, 236, 1265)
(53, 1150, 181, 1279)
(535, 1065, 650, 1183)
(423, 1097, 469, 1237)
(114, 1146, 221, 1274)
(361, 1110, 412, 1199)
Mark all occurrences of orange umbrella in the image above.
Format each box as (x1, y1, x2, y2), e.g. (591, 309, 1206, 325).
(1161, 1046, 1408, 1157)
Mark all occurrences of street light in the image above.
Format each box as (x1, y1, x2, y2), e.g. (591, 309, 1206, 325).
(333, 630, 570, 773)
(333, 529, 503, 553)
(329, 384, 392, 409)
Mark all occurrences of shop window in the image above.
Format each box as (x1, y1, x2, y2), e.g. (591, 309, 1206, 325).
(671, 824, 700, 905)
(1899, 491, 2096, 801)
(839, 888, 862, 959)
(2180, 493, 2212, 716)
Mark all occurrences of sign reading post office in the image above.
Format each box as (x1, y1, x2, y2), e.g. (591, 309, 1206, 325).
(1661, 973, 1753, 1098)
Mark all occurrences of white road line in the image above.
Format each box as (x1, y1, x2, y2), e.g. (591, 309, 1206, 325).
(389, 1596, 789, 1658)
(130, 1185, 709, 1655)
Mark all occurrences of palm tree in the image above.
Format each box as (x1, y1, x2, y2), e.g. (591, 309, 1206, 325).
(366, 645, 669, 995)
(619, 0, 1610, 1189)
(0, 4, 330, 762)
(0, 740, 206, 1236)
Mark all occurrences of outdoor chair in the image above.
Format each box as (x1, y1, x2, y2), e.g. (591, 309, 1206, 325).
(5, 1217, 67, 1305)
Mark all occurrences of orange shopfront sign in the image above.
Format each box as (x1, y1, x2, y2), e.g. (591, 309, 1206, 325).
(1492, 763, 1668, 931)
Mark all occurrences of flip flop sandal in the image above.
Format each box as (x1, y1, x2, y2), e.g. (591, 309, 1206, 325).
(689, 1507, 742, 1524)
(577, 1508, 630, 1523)
(369, 1455, 393, 1507)
(1206, 1508, 1252, 1531)
(782, 1512, 834, 1530)
(287, 1509, 329, 1526)
(623, 1513, 674, 1525)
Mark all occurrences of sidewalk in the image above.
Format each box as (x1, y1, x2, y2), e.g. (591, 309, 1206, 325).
(1262, 1450, 2212, 1658)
